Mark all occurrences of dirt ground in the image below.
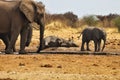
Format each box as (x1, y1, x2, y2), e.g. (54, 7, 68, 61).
(0, 27, 120, 80)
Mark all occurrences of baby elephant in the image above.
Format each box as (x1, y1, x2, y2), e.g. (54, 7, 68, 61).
(78, 27, 106, 52)
(42, 36, 78, 49)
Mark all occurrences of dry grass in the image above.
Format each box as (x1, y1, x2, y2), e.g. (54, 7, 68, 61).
(0, 21, 120, 51)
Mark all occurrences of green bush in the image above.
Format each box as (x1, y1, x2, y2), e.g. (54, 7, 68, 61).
(83, 15, 99, 26)
(114, 17, 120, 32)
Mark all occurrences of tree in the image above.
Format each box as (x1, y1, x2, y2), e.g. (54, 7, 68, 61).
(63, 12, 78, 27)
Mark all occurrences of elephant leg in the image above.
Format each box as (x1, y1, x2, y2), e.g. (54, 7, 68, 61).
(81, 41, 85, 51)
(8, 34, 16, 52)
(19, 28, 28, 54)
(13, 45, 16, 52)
(94, 40, 98, 52)
(5, 31, 19, 54)
(98, 40, 101, 51)
(2, 36, 9, 50)
(86, 41, 91, 51)
(26, 26, 32, 46)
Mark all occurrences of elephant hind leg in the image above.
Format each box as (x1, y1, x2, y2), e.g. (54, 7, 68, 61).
(81, 41, 85, 51)
(5, 28, 20, 54)
(2, 37, 9, 50)
(94, 40, 98, 52)
(2, 36, 16, 52)
(86, 41, 91, 51)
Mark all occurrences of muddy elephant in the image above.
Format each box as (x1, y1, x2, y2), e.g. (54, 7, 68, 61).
(42, 36, 78, 49)
(78, 27, 106, 52)
(0, 26, 32, 52)
(0, 0, 45, 54)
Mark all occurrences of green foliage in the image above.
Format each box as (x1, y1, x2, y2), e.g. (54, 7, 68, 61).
(83, 15, 99, 26)
(114, 17, 120, 32)
(45, 12, 78, 28)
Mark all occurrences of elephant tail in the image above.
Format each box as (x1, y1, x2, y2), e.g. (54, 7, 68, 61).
(77, 33, 82, 40)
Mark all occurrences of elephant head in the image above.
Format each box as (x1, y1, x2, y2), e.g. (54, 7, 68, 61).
(59, 38, 78, 47)
(19, 0, 45, 52)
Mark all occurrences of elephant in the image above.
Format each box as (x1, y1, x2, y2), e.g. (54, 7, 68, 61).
(42, 36, 78, 49)
(0, 0, 45, 54)
(78, 27, 106, 52)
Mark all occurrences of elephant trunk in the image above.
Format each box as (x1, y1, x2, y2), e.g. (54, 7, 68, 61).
(37, 18, 45, 52)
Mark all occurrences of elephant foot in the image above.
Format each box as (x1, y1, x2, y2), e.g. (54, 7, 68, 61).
(37, 47, 43, 53)
(36, 49, 40, 53)
(5, 49, 13, 54)
(81, 49, 85, 51)
(19, 50, 27, 54)
(87, 49, 91, 51)
(94, 50, 98, 52)
(25, 41, 30, 47)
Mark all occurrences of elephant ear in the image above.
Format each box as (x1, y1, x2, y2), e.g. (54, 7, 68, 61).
(19, 0, 34, 22)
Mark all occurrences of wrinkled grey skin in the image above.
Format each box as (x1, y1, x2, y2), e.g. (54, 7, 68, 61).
(0, 26, 32, 52)
(0, 0, 45, 54)
(0, 33, 14, 51)
(42, 36, 78, 49)
(25, 26, 32, 47)
(79, 27, 106, 52)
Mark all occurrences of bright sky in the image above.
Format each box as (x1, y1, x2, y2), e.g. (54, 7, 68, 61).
(35, 0, 120, 18)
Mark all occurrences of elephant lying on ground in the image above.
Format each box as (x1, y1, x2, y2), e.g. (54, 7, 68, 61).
(42, 36, 78, 49)
(0, 26, 32, 52)
(0, 0, 45, 54)
(78, 27, 106, 52)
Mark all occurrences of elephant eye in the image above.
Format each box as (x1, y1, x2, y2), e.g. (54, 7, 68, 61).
(39, 14, 44, 17)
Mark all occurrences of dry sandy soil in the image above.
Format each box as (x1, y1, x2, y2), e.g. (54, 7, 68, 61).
(0, 27, 120, 80)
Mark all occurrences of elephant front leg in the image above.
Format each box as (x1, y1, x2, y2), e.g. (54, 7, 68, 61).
(19, 28, 28, 54)
(86, 41, 91, 51)
(98, 40, 101, 51)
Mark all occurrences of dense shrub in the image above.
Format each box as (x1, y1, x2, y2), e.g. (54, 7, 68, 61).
(63, 12, 78, 27)
(45, 12, 78, 28)
(83, 15, 99, 26)
(45, 12, 120, 29)
(114, 17, 120, 32)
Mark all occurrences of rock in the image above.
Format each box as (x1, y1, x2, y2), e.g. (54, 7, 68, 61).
(41, 64, 53, 68)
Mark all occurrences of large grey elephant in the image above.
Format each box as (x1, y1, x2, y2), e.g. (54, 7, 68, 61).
(78, 27, 106, 52)
(0, 0, 45, 54)
(42, 36, 78, 49)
